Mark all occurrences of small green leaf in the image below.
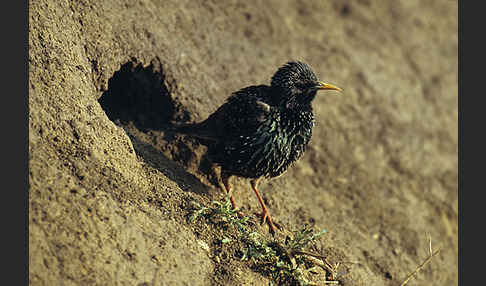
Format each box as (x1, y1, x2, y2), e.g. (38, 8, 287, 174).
(221, 237, 232, 244)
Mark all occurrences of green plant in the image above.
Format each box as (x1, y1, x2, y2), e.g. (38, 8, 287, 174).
(241, 225, 327, 285)
(188, 195, 334, 285)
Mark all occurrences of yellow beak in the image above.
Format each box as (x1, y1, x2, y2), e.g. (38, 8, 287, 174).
(316, 81, 342, 92)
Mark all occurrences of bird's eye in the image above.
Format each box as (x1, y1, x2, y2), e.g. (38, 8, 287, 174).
(295, 82, 306, 89)
(296, 82, 314, 91)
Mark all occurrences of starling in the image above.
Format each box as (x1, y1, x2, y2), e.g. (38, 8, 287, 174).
(173, 61, 341, 233)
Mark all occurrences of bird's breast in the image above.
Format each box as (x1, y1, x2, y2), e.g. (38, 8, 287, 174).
(214, 110, 314, 179)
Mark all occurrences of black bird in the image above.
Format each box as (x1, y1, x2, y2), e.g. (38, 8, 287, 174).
(173, 61, 341, 233)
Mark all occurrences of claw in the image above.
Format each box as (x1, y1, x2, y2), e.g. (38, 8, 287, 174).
(260, 210, 277, 233)
(261, 211, 268, 225)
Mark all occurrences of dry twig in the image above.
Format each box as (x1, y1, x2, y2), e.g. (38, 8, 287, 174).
(293, 250, 341, 283)
(400, 235, 441, 286)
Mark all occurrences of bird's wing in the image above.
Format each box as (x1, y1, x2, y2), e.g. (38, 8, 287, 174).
(220, 85, 273, 134)
(178, 85, 273, 141)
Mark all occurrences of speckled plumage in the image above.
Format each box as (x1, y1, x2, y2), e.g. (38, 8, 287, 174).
(207, 86, 314, 180)
(173, 61, 341, 233)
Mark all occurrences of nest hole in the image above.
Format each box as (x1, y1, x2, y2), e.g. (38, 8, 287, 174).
(97, 58, 217, 190)
(98, 58, 188, 131)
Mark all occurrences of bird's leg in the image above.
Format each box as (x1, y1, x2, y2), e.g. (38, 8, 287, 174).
(250, 178, 277, 233)
(221, 172, 238, 211)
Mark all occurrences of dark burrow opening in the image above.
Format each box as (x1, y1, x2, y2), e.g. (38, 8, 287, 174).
(98, 58, 188, 131)
(97, 58, 217, 193)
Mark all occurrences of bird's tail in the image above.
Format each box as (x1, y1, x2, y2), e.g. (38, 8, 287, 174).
(169, 121, 219, 142)
(170, 122, 198, 135)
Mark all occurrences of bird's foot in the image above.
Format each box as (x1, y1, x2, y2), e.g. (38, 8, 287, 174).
(228, 197, 245, 218)
(233, 208, 245, 218)
(259, 210, 278, 234)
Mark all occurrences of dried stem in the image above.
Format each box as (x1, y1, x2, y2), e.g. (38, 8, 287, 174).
(400, 235, 441, 286)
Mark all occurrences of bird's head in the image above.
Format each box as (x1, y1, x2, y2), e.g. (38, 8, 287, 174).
(270, 61, 341, 109)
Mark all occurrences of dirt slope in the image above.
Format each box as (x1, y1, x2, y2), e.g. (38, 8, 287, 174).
(29, 0, 457, 285)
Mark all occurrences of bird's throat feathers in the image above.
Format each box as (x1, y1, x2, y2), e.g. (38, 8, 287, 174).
(283, 90, 317, 111)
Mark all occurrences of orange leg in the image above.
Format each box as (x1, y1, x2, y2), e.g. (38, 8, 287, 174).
(250, 178, 277, 233)
(222, 173, 238, 210)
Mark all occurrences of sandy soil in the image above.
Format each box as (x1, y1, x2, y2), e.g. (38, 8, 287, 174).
(29, 0, 457, 285)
